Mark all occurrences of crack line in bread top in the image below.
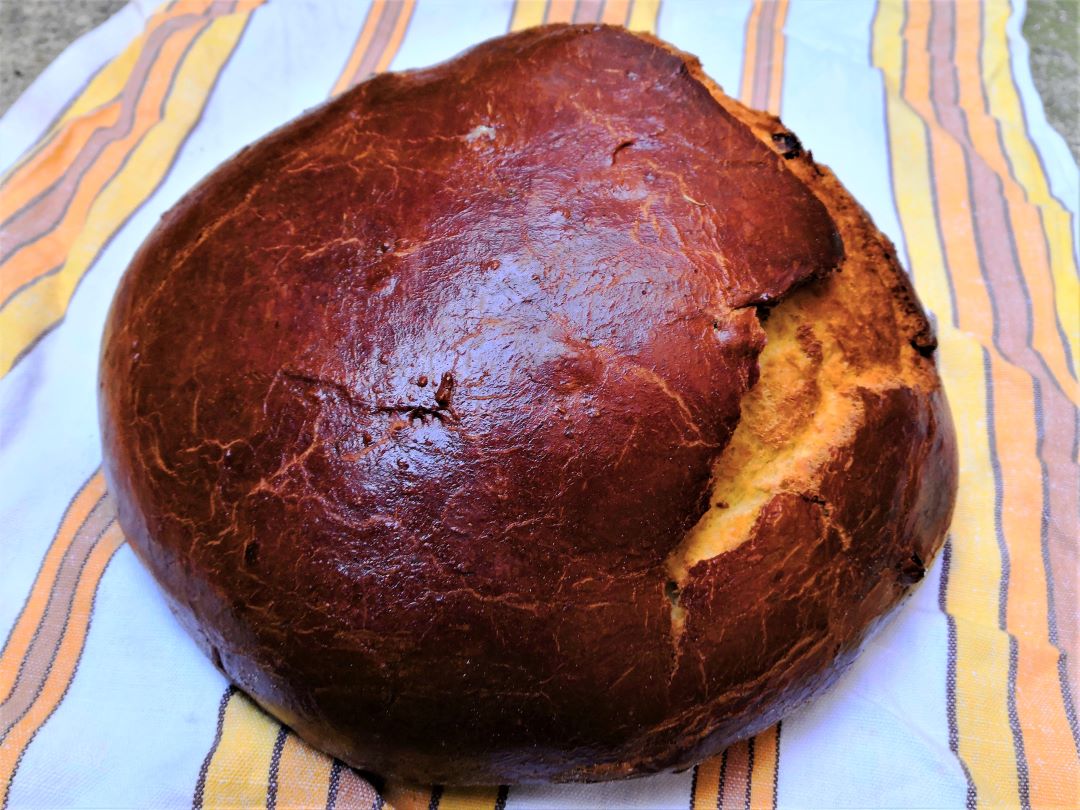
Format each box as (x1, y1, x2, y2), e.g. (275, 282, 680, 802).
(99, 24, 953, 784)
(117, 24, 842, 576)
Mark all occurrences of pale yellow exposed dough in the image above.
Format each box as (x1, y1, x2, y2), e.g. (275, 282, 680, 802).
(662, 61, 936, 585)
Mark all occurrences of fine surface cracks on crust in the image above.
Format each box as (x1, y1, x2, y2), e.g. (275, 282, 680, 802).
(244, 369, 459, 501)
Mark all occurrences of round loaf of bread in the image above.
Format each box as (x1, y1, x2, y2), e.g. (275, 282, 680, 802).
(99, 25, 957, 784)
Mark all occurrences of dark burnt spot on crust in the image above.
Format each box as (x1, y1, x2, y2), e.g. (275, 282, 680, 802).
(912, 336, 938, 358)
(664, 580, 681, 606)
(611, 139, 635, 165)
(898, 551, 926, 585)
(771, 131, 803, 159)
(434, 372, 454, 408)
(887, 279, 938, 357)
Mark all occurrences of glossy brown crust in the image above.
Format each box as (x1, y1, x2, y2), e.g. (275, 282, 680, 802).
(99, 25, 957, 784)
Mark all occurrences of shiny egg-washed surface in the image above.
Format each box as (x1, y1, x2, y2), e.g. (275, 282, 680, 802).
(99, 25, 957, 783)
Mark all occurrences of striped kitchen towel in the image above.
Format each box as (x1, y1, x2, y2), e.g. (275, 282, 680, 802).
(1, 1, 1076, 807)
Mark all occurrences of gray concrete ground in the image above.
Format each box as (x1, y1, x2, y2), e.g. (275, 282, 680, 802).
(1024, 0, 1079, 159)
(1, 0, 1078, 162)
(1, 0, 127, 114)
